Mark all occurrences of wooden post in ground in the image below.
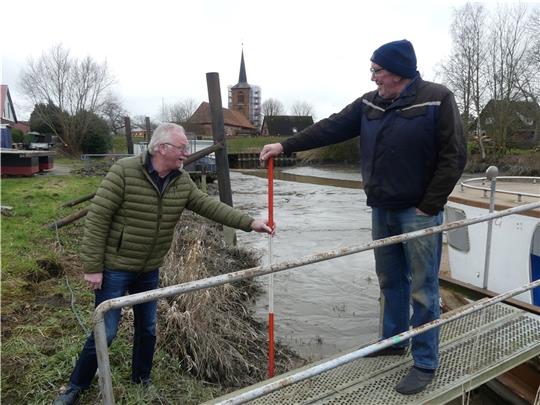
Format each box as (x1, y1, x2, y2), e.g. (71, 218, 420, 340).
(206, 72, 236, 247)
(124, 116, 134, 154)
(145, 117, 152, 142)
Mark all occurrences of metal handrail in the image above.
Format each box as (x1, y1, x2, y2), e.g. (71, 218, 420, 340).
(92, 200, 540, 404)
(80, 153, 134, 160)
(460, 176, 540, 199)
(214, 278, 540, 405)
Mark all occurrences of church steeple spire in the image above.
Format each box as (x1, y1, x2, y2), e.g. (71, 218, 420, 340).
(238, 48, 248, 84)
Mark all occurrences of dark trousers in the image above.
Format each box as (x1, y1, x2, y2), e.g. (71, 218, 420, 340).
(69, 269, 159, 390)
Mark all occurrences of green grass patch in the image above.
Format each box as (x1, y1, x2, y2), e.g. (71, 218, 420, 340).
(114, 134, 290, 154)
(112, 134, 129, 153)
(1, 174, 224, 404)
(106, 135, 289, 155)
(225, 136, 288, 153)
(1, 176, 100, 278)
(55, 156, 86, 169)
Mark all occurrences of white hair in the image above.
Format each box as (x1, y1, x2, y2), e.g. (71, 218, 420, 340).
(147, 123, 186, 154)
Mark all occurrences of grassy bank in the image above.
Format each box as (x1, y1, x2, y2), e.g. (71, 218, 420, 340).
(1, 176, 219, 403)
(111, 134, 288, 154)
(1, 174, 299, 404)
(225, 136, 287, 153)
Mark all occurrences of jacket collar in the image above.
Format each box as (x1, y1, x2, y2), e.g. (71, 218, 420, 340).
(391, 74, 422, 108)
(367, 73, 422, 111)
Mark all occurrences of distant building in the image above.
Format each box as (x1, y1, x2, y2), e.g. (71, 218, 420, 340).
(130, 125, 147, 138)
(228, 49, 262, 130)
(261, 115, 314, 137)
(185, 101, 255, 137)
(1, 85, 33, 135)
(1, 84, 17, 120)
(479, 99, 540, 148)
(1, 85, 26, 147)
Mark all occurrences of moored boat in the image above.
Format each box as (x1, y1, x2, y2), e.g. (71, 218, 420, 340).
(444, 171, 540, 307)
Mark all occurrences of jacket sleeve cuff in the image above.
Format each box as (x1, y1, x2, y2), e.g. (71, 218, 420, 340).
(417, 203, 440, 216)
(281, 142, 293, 156)
(83, 263, 103, 273)
(241, 217, 255, 232)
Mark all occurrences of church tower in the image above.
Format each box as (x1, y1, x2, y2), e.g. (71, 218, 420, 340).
(228, 49, 261, 129)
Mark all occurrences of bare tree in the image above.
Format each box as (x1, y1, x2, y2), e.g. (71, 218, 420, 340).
(515, 8, 540, 104)
(290, 101, 316, 120)
(440, 3, 539, 155)
(445, 3, 489, 160)
(486, 3, 533, 151)
(165, 98, 199, 124)
(131, 115, 152, 130)
(468, 4, 489, 160)
(101, 93, 128, 134)
(19, 44, 115, 153)
(441, 4, 486, 123)
(261, 98, 285, 116)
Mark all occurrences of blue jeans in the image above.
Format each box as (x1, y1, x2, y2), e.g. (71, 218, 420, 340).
(372, 207, 443, 370)
(69, 269, 159, 390)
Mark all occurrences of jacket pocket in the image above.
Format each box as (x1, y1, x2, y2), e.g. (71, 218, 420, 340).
(116, 225, 125, 252)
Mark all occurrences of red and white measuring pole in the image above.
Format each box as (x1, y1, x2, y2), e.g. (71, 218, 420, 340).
(267, 157, 275, 378)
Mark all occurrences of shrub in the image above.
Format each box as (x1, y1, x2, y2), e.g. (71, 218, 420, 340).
(77, 112, 112, 154)
(10, 128, 24, 143)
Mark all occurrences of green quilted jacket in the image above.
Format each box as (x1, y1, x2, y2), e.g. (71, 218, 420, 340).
(80, 154, 254, 273)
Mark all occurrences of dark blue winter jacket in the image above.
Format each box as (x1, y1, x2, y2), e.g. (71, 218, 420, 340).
(281, 76, 467, 215)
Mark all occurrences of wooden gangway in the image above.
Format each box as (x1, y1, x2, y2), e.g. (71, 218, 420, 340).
(207, 302, 540, 404)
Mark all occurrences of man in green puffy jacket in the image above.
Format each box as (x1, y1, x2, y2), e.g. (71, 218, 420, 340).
(54, 123, 273, 405)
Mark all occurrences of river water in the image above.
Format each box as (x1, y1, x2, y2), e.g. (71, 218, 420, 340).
(230, 166, 504, 404)
(232, 165, 381, 361)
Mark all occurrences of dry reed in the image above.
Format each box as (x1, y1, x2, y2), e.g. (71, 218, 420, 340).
(156, 212, 301, 388)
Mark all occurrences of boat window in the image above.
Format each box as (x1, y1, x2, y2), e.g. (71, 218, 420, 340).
(531, 225, 540, 257)
(445, 207, 470, 252)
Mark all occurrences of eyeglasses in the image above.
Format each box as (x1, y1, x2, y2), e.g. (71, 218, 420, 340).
(370, 67, 385, 76)
(163, 143, 189, 153)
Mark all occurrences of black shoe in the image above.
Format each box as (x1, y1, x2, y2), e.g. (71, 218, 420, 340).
(132, 377, 152, 387)
(53, 386, 82, 405)
(395, 366, 435, 395)
(365, 346, 407, 357)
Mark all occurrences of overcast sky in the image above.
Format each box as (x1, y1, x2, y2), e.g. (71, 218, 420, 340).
(0, 0, 529, 122)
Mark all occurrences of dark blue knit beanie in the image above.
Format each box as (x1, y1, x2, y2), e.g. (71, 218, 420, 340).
(371, 39, 417, 78)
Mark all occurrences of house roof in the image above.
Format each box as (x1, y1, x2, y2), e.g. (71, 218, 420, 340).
(262, 115, 314, 136)
(482, 99, 540, 127)
(187, 102, 255, 129)
(0, 85, 18, 124)
(13, 121, 30, 134)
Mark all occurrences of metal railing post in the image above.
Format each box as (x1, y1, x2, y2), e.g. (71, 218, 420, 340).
(483, 166, 498, 289)
(94, 311, 115, 405)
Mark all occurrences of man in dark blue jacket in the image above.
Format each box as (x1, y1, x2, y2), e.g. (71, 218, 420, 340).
(260, 39, 466, 395)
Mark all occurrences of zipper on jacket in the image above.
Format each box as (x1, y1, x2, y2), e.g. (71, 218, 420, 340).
(140, 169, 182, 270)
